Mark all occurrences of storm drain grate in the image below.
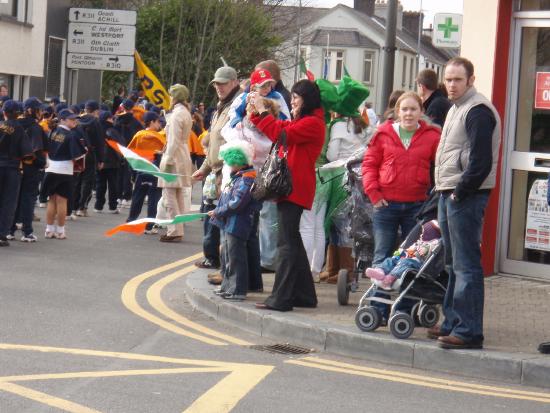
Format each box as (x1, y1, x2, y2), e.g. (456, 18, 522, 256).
(249, 343, 315, 355)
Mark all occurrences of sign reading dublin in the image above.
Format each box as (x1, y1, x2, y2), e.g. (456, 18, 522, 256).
(432, 13, 462, 49)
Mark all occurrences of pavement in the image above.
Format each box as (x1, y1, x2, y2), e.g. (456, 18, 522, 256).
(184, 268, 550, 390)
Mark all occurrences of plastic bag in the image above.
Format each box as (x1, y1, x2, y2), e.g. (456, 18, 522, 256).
(203, 172, 218, 200)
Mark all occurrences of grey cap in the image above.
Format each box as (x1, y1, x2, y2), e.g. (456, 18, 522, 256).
(210, 66, 238, 84)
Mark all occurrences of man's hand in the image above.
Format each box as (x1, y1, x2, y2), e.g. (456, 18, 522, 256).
(373, 199, 389, 208)
(97, 162, 104, 171)
(192, 170, 204, 181)
(207, 210, 215, 217)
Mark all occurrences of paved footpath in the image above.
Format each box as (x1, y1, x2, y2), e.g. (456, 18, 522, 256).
(184, 268, 550, 389)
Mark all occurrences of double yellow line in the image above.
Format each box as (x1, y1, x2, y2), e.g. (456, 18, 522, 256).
(121, 252, 250, 346)
(287, 357, 550, 403)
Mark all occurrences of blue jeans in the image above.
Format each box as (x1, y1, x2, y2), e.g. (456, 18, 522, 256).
(379, 256, 422, 280)
(203, 202, 220, 266)
(371, 201, 423, 318)
(0, 167, 22, 239)
(438, 191, 489, 343)
(259, 201, 278, 270)
(127, 172, 161, 228)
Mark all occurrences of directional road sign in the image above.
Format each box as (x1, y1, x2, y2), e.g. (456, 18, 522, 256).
(68, 22, 136, 55)
(67, 53, 134, 72)
(69, 8, 136, 26)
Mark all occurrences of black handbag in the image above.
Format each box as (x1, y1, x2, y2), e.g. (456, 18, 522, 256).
(251, 130, 293, 201)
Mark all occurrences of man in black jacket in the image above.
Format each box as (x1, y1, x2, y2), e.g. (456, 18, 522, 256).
(417, 69, 452, 128)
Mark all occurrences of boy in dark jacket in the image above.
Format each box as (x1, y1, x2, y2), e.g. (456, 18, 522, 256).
(209, 141, 262, 300)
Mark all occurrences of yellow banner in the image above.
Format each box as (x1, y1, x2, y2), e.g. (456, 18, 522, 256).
(134, 51, 170, 111)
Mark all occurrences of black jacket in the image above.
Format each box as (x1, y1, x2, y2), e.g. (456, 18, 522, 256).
(17, 115, 48, 169)
(0, 119, 32, 168)
(100, 119, 124, 169)
(114, 112, 143, 145)
(78, 114, 105, 162)
(423, 89, 452, 128)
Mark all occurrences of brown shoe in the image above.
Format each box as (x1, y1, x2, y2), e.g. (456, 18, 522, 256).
(320, 245, 338, 282)
(326, 275, 338, 284)
(159, 235, 183, 243)
(438, 335, 483, 349)
(427, 326, 447, 340)
(207, 273, 223, 285)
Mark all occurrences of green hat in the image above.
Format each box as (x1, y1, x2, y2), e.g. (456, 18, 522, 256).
(334, 75, 370, 117)
(315, 79, 339, 123)
(218, 141, 254, 167)
(169, 83, 189, 103)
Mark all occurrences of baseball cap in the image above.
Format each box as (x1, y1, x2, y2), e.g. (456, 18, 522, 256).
(143, 111, 160, 124)
(2, 99, 19, 113)
(250, 69, 276, 88)
(58, 109, 78, 120)
(85, 100, 100, 111)
(210, 66, 238, 84)
(23, 97, 42, 111)
(99, 110, 113, 123)
(54, 103, 68, 114)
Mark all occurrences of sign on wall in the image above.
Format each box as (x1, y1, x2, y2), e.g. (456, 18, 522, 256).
(525, 179, 550, 251)
(535, 72, 550, 110)
(432, 13, 462, 49)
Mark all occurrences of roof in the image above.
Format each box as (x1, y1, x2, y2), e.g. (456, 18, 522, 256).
(302, 28, 379, 49)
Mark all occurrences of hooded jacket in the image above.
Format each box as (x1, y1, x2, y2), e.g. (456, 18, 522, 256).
(362, 119, 441, 205)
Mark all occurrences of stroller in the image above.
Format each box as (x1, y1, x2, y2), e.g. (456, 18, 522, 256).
(354, 190, 449, 340)
(318, 149, 375, 306)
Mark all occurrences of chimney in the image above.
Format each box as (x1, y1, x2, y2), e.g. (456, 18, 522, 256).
(374, 0, 403, 30)
(402, 11, 423, 37)
(354, 0, 376, 16)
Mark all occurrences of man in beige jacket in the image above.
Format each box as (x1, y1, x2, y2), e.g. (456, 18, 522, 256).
(157, 84, 193, 242)
(192, 66, 241, 274)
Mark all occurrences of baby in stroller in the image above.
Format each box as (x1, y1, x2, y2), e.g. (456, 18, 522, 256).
(365, 220, 441, 291)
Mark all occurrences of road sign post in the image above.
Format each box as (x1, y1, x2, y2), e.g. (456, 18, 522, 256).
(67, 8, 136, 73)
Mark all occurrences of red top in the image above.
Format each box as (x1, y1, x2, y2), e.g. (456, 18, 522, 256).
(250, 108, 325, 209)
(362, 120, 441, 205)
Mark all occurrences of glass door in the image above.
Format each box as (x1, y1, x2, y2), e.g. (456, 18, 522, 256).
(500, 20, 550, 279)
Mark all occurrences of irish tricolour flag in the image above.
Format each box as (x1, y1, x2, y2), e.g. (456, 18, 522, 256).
(105, 213, 207, 236)
(107, 140, 178, 183)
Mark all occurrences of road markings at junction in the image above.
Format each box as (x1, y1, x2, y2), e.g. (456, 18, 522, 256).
(287, 357, 550, 404)
(0, 343, 274, 412)
(121, 252, 249, 346)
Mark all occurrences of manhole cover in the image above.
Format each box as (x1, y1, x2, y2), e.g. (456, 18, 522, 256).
(249, 343, 315, 355)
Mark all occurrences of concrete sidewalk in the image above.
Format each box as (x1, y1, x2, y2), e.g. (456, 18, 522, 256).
(184, 269, 550, 389)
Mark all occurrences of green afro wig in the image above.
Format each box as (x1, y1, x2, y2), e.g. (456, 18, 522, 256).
(218, 141, 254, 167)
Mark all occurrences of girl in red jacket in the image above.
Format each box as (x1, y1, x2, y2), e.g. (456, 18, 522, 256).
(248, 80, 325, 311)
(362, 92, 440, 315)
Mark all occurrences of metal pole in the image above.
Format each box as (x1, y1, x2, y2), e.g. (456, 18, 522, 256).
(380, 0, 398, 110)
(293, 0, 302, 84)
(417, 0, 423, 74)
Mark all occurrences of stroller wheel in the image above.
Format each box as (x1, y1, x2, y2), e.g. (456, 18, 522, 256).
(337, 269, 350, 306)
(418, 305, 440, 328)
(389, 312, 414, 339)
(355, 306, 381, 332)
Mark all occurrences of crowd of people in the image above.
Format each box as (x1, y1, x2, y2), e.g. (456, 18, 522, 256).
(0, 56, 501, 351)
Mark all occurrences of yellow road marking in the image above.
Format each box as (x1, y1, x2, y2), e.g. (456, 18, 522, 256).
(287, 358, 550, 404)
(0, 381, 101, 413)
(121, 252, 230, 346)
(147, 265, 251, 346)
(0, 343, 274, 413)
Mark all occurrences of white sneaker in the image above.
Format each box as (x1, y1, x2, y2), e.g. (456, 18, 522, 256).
(93, 208, 103, 213)
(21, 234, 38, 242)
(45, 231, 56, 239)
(69, 213, 78, 220)
(144, 226, 159, 235)
(38, 203, 47, 208)
(55, 232, 67, 240)
(122, 200, 132, 208)
(75, 210, 88, 217)
(6, 234, 15, 240)
(107, 209, 119, 214)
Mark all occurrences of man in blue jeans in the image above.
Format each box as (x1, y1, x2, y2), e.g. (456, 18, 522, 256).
(432, 57, 501, 349)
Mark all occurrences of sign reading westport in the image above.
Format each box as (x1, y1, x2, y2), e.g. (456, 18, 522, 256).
(68, 22, 136, 56)
(67, 53, 134, 72)
(69, 8, 136, 26)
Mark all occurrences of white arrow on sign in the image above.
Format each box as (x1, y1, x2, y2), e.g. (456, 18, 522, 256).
(69, 8, 137, 26)
(67, 53, 134, 72)
(68, 22, 136, 55)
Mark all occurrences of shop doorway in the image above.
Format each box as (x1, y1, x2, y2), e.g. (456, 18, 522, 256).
(500, 19, 550, 278)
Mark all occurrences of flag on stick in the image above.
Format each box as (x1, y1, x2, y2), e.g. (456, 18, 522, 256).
(105, 213, 207, 237)
(134, 51, 170, 111)
(299, 57, 315, 81)
(106, 140, 178, 183)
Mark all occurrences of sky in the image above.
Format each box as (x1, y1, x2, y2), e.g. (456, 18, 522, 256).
(298, 0, 464, 28)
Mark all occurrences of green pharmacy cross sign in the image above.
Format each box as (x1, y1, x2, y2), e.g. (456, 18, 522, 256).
(438, 17, 459, 39)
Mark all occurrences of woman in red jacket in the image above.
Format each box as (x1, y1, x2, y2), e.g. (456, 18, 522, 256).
(249, 80, 325, 311)
(362, 91, 440, 276)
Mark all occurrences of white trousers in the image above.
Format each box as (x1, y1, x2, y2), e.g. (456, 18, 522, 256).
(299, 202, 327, 274)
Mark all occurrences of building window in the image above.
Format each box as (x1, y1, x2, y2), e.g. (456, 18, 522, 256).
(46, 37, 66, 100)
(0, 0, 17, 17)
(322, 49, 345, 81)
(0, 0, 32, 22)
(402, 55, 407, 87)
(363, 51, 374, 83)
